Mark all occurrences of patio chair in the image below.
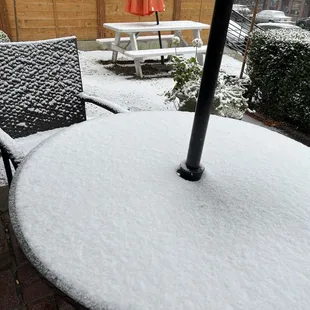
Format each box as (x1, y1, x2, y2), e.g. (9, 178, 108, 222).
(0, 36, 128, 139)
(0, 128, 24, 185)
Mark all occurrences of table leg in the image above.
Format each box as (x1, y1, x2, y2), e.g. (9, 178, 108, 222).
(112, 32, 121, 63)
(129, 33, 143, 78)
(193, 29, 204, 66)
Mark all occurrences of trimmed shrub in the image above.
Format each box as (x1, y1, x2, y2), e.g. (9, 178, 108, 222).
(248, 28, 310, 133)
(0, 30, 10, 43)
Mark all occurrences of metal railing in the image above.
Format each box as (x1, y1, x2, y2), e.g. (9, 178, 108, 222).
(226, 10, 262, 55)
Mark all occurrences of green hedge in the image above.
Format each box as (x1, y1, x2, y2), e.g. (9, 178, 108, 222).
(248, 28, 310, 133)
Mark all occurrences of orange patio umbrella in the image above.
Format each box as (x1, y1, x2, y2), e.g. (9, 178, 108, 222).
(126, 0, 165, 16)
(126, 0, 166, 63)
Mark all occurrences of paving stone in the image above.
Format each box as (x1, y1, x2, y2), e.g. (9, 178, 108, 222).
(0, 213, 12, 271)
(17, 263, 40, 285)
(0, 251, 12, 271)
(55, 296, 77, 310)
(0, 236, 9, 254)
(0, 269, 20, 310)
(0, 218, 9, 253)
(22, 279, 54, 305)
(26, 297, 57, 310)
(2, 210, 11, 225)
(0, 219, 12, 271)
(0, 185, 9, 213)
(9, 227, 28, 266)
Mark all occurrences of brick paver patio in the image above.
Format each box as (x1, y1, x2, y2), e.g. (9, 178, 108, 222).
(0, 186, 77, 310)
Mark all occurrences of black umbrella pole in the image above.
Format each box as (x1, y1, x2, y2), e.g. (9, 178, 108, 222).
(155, 12, 164, 65)
(178, 0, 234, 181)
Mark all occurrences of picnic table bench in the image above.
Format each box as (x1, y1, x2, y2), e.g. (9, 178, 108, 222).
(97, 20, 210, 78)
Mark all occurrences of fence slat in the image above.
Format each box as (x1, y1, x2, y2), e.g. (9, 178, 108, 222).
(1, 0, 213, 41)
(173, 0, 181, 20)
(52, 0, 59, 37)
(97, 0, 105, 38)
(0, 1, 12, 38)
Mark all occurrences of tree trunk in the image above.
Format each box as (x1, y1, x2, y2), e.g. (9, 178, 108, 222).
(288, 0, 294, 15)
(299, 0, 306, 16)
(282, 0, 290, 13)
(263, 0, 267, 9)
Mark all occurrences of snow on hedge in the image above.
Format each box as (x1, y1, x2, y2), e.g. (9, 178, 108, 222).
(248, 28, 310, 133)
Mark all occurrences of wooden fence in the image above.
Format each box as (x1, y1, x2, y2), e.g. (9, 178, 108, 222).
(0, 0, 215, 42)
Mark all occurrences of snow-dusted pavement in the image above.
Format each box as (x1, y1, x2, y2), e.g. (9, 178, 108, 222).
(81, 51, 245, 118)
(80, 51, 175, 116)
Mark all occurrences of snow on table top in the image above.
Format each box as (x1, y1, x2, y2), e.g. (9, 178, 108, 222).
(104, 20, 210, 33)
(10, 112, 310, 310)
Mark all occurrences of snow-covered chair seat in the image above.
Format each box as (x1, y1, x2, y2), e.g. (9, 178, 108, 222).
(0, 36, 128, 139)
(0, 128, 25, 185)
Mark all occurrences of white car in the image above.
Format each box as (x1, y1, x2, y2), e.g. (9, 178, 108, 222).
(257, 23, 300, 30)
(232, 4, 251, 17)
(255, 10, 292, 24)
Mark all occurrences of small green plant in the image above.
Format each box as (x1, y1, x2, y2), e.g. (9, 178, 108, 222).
(172, 35, 181, 54)
(192, 38, 203, 59)
(169, 55, 203, 91)
(0, 30, 10, 43)
(166, 56, 249, 119)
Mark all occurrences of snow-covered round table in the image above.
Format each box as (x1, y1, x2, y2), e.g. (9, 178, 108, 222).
(9, 112, 310, 310)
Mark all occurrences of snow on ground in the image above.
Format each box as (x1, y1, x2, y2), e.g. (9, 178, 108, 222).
(79, 51, 175, 117)
(80, 51, 245, 117)
(221, 54, 246, 76)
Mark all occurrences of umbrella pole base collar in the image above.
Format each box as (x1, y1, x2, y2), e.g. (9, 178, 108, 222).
(178, 161, 205, 182)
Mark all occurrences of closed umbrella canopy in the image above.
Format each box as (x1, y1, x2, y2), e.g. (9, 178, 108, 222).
(126, 0, 166, 64)
(126, 0, 165, 16)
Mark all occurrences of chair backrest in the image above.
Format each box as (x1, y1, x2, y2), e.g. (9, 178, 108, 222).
(0, 37, 86, 138)
(0, 128, 25, 185)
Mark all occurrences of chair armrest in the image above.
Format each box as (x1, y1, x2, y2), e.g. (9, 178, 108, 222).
(79, 93, 129, 114)
(0, 129, 24, 169)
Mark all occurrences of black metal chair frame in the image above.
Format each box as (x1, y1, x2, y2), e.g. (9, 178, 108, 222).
(0, 128, 25, 186)
(1, 148, 15, 185)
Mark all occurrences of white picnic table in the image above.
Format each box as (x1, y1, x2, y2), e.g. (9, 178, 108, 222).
(100, 20, 210, 77)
